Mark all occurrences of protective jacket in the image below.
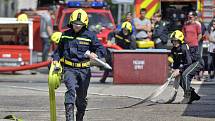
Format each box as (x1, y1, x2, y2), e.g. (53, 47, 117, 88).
(171, 43, 192, 72)
(52, 28, 106, 64)
(108, 30, 136, 49)
(152, 21, 169, 44)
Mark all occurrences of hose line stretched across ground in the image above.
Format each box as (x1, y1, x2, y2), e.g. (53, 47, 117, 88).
(0, 44, 121, 73)
(0, 74, 177, 112)
(0, 61, 51, 72)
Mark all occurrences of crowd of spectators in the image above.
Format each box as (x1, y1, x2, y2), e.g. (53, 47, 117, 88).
(113, 8, 215, 81)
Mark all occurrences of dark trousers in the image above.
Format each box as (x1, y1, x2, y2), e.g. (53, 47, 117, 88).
(208, 52, 215, 78)
(41, 37, 51, 61)
(180, 61, 204, 91)
(100, 48, 112, 82)
(64, 67, 91, 113)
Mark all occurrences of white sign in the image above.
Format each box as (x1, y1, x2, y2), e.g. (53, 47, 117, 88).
(133, 60, 145, 70)
(112, 0, 134, 4)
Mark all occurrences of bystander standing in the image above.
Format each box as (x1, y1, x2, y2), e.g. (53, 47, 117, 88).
(39, 6, 55, 61)
(207, 20, 215, 81)
(133, 8, 151, 40)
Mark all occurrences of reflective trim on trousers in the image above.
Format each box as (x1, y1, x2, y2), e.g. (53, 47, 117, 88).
(181, 61, 202, 91)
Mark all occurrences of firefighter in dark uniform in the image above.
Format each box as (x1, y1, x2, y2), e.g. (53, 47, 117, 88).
(99, 21, 136, 83)
(51, 9, 106, 121)
(108, 21, 136, 49)
(170, 30, 203, 104)
(152, 12, 169, 49)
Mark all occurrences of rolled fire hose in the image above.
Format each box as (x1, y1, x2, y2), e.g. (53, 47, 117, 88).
(48, 61, 62, 121)
(3, 115, 23, 121)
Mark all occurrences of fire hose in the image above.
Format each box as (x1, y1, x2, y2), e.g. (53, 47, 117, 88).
(1, 74, 180, 121)
(48, 61, 62, 121)
(103, 44, 123, 50)
(0, 44, 120, 73)
(0, 61, 51, 72)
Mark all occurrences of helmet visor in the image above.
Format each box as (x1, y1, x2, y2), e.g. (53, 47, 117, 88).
(171, 38, 180, 43)
(72, 20, 85, 25)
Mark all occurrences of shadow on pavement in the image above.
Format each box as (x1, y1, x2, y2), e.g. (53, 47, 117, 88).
(182, 84, 215, 118)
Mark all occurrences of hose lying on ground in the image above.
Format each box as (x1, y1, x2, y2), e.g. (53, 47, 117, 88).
(0, 61, 50, 72)
(0, 74, 178, 112)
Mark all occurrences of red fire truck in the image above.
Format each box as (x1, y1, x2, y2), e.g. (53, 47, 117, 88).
(0, 18, 33, 67)
(0, 17, 50, 72)
(57, 1, 116, 45)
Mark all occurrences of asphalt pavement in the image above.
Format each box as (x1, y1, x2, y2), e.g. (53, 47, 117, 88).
(0, 68, 215, 121)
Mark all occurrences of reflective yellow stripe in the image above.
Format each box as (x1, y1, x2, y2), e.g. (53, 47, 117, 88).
(140, 0, 152, 10)
(60, 58, 90, 68)
(61, 36, 91, 42)
(61, 36, 74, 39)
(115, 35, 130, 43)
(197, 0, 203, 12)
(145, 2, 160, 19)
(124, 39, 130, 43)
(77, 37, 91, 42)
(115, 35, 123, 39)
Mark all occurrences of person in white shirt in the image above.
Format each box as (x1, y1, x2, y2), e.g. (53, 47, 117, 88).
(208, 20, 215, 80)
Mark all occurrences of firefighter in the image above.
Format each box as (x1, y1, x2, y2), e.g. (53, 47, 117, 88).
(152, 12, 169, 49)
(100, 21, 136, 83)
(170, 30, 202, 104)
(51, 9, 106, 121)
(107, 21, 136, 49)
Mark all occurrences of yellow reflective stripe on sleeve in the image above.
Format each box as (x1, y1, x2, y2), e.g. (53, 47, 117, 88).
(115, 35, 123, 39)
(61, 35, 91, 42)
(61, 36, 91, 42)
(115, 35, 130, 43)
(124, 39, 130, 43)
(76, 37, 91, 42)
(61, 36, 74, 39)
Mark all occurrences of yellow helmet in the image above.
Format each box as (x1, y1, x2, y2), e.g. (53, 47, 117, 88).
(121, 21, 132, 33)
(48, 61, 62, 89)
(17, 14, 28, 22)
(69, 9, 88, 27)
(170, 30, 184, 43)
(51, 32, 62, 44)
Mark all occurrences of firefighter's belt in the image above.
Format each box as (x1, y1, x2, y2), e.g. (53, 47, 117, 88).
(60, 59, 90, 68)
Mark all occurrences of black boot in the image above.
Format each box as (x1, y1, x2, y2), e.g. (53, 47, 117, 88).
(189, 87, 200, 104)
(180, 90, 191, 104)
(76, 111, 85, 121)
(65, 104, 74, 121)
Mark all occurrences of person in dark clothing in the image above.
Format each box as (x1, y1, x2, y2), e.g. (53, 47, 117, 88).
(170, 30, 203, 104)
(108, 21, 136, 49)
(152, 12, 169, 49)
(100, 21, 136, 83)
(52, 9, 106, 121)
(207, 16, 215, 33)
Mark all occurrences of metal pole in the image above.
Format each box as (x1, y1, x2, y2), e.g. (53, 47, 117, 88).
(128, 4, 130, 12)
(123, 4, 127, 15)
(118, 4, 122, 25)
(29, 21, 33, 65)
